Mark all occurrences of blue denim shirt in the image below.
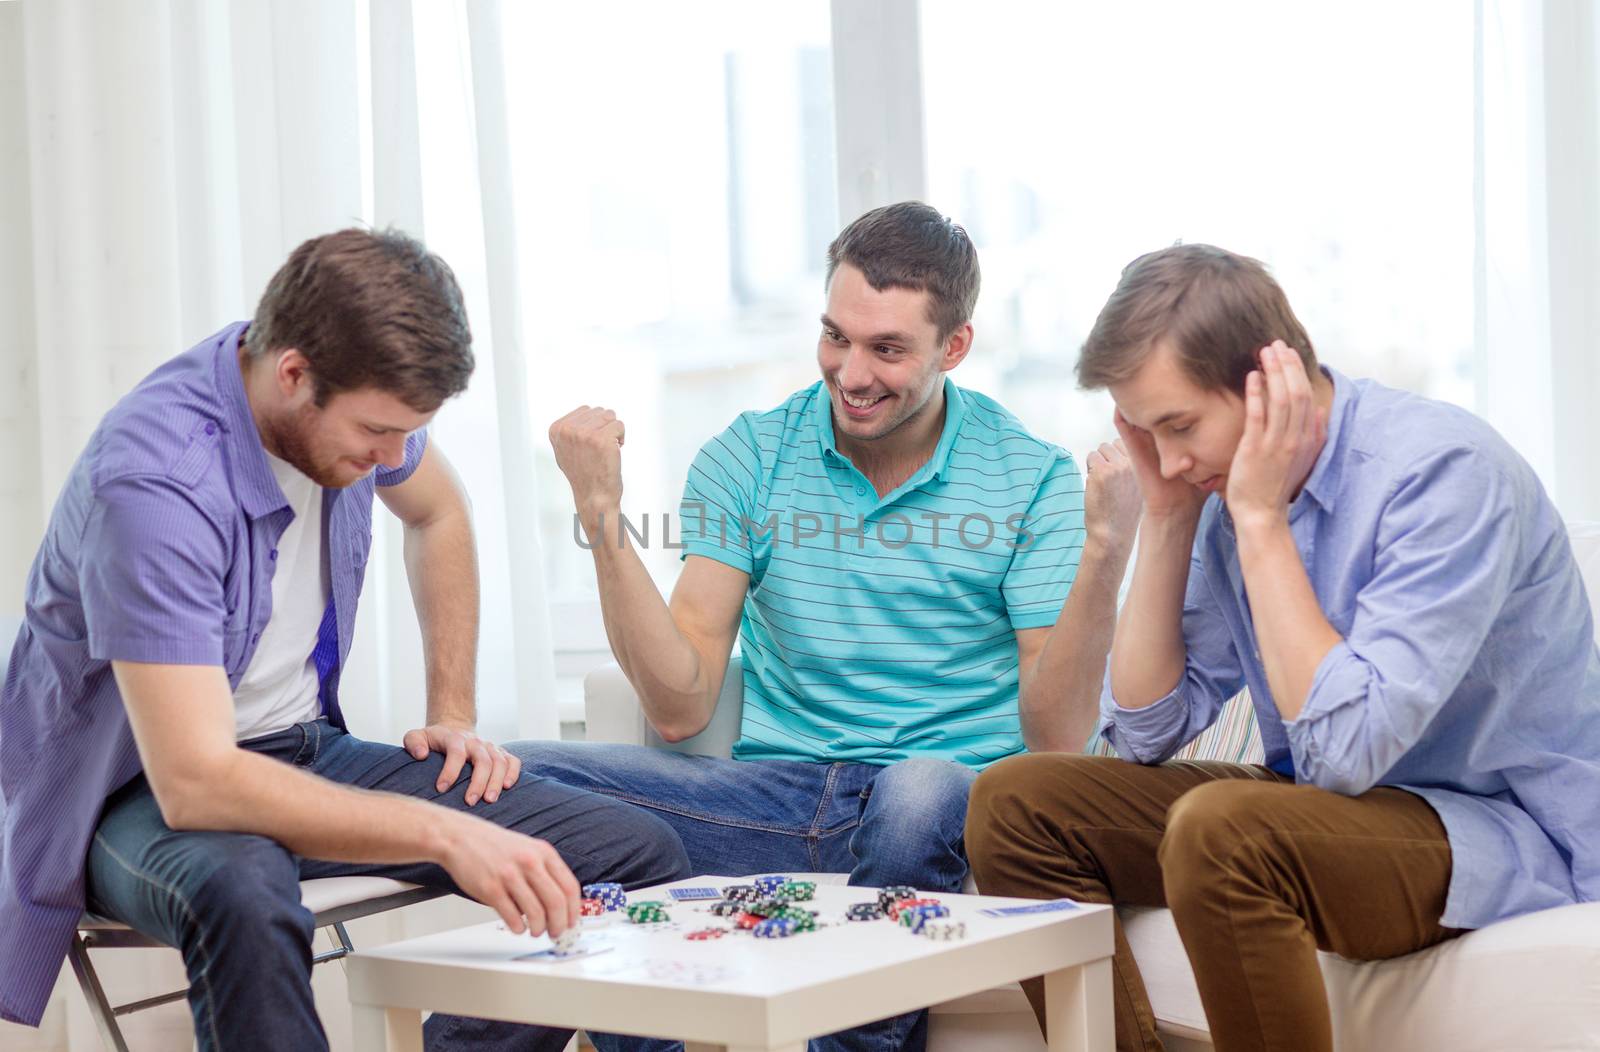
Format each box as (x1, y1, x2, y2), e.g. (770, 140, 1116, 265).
(0, 323, 426, 1026)
(1100, 368, 1600, 932)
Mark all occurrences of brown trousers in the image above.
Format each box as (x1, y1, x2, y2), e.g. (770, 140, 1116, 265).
(965, 754, 1460, 1052)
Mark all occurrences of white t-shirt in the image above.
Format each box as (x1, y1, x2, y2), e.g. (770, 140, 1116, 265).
(232, 454, 328, 740)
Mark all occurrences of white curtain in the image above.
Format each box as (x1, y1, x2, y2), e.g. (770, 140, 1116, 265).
(0, 0, 557, 1046)
(1475, 0, 1600, 522)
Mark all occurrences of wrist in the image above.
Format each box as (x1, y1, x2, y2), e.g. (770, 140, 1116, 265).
(1232, 507, 1290, 546)
(576, 500, 622, 541)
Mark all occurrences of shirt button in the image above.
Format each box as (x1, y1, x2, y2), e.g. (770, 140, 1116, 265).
(204, 422, 217, 436)
(269, 549, 278, 561)
(855, 486, 866, 496)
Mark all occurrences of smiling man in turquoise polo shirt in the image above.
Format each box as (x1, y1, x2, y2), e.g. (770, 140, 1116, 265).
(535, 202, 1140, 1052)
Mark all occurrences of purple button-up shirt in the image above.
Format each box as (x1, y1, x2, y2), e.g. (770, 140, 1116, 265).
(0, 322, 426, 1026)
(1100, 368, 1600, 933)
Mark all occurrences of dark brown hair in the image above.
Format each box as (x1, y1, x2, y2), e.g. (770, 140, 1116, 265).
(245, 228, 474, 411)
(1076, 243, 1315, 392)
(825, 202, 980, 341)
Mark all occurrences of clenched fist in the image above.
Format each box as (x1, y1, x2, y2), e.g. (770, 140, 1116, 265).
(1083, 439, 1143, 550)
(549, 406, 626, 532)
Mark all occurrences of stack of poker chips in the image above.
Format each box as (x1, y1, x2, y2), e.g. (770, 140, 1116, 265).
(919, 920, 967, 940)
(581, 882, 626, 912)
(772, 906, 818, 927)
(747, 897, 789, 918)
(578, 898, 606, 917)
(878, 885, 917, 913)
(552, 929, 582, 954)
(777, 880, 816, 902)
(709, 899, 745, 918)
(898, 903, 952, 933)
(753, 874, 790, 896)
(886, 896, 942, 922)
(722, 883, 761, 903)
(626, 901, 671, 924)
(752, 917, 801, 939)
(846, 901, 885, 922)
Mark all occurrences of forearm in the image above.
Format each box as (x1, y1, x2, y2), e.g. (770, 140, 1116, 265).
(170, 748, 466, 864)
(1234, 516, 1342, 721)
(1108, 512, 1200, 708)
(404, 508, 480, 726)
(583, 509, 718, 736)
(1020, 536, 1132, 752)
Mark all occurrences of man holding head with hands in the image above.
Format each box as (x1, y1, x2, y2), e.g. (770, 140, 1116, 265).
(967, 244, 1600, 1051)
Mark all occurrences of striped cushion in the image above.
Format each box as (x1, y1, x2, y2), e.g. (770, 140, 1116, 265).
(1087, 690, 1265, 764)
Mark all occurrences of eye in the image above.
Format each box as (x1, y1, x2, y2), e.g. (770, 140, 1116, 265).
(1169, 423, 1192, 435)
(824, 328, 845, 344)
(875, 345, 899, 355)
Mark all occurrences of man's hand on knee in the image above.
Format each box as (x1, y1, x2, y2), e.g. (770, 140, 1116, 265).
(437, 814, 581, 937)
(405, 721, 521, 806)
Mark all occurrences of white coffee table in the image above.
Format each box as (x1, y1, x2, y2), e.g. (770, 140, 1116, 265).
(346, 876, 1113, 1052)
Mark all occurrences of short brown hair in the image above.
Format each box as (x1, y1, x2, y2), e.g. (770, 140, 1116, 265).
(245, 228, 474, 411)
(825, 202, 980, 341)
(1076, 244, 1315, 392)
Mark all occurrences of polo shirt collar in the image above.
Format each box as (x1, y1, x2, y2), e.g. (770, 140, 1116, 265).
(813, 376, 968, 483)
(212, 321, 291, 519)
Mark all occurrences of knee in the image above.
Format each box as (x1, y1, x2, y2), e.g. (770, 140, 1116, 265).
(185, 836, 311, 945)
(584, 796, 691, 888)
(1159, 780, 1277, 909)
(871, 758, 976, 826)
(965, 754, 1040, 861)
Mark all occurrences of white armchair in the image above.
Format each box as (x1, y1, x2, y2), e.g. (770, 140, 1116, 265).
(584, 520, 1600, 1050)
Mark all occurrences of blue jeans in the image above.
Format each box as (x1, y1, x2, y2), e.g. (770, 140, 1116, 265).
(84, 718, 691, 1052)
(511, 741, 979, 1052)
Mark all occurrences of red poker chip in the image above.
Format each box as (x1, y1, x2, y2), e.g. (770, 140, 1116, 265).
(887, 896, 941, 921)
(579, 898, 605, 916)
(686, 927, 727, 940)
(735, 912, 763, 930)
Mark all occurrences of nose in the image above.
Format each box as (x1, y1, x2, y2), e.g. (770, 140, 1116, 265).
(1157, 441, 1191, 481)
(837, 345, 874, 392)
(376, 434, 408, 470)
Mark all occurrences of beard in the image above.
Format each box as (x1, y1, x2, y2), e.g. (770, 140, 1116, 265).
(264, 404, 353, 488)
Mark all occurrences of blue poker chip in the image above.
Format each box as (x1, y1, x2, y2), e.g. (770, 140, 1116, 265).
(753, 874, 790, 895)
(752, 917, 798, 939)
(581, 882, 626, 909)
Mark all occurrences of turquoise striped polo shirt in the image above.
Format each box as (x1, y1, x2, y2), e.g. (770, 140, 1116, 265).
(678, 378, 1085, 769)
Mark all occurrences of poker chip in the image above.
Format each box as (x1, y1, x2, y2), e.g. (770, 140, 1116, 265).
(846, 902, 885, 922)
(771, 906, 817, 929)
(752, 917, 799, 939)
(777, 880, 816, 902)
(626, 902, 670, 924)
(887, 896, 942, 921)
(553, 929, 581, 953)
(920, 920, 967, 940)
(753, 874, 790, 896)
(686, 927, 727, 941)
(734, 911, 764, 930)
(579, 898, 605, 917)
(747, 897, 788, 917)
(582, 882, 626, 911)
(899, 904, 952, 933)
(722, 884, 761, 902)
(709, 899, 744, 917)
(878, 885, 917, 912)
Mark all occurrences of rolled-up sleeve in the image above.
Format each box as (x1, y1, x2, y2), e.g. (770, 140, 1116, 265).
(80, 476, 230, 665)
(1099, 528, 1245, 763)
(1286, 447, 1518, 794)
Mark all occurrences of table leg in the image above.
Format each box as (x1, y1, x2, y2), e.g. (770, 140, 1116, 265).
(1044, 957, 1113, 1052)
(350, 1003, 424, 1052)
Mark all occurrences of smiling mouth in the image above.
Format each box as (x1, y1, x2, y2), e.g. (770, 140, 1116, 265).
(840, 392, 886, 410)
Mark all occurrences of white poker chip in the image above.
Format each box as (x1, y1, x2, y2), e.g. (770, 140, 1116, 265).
(920, 920, 967, 940)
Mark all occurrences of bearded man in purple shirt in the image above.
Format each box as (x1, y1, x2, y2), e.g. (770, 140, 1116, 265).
(966, 244, 1600, 1052)
(0, 228, 687, 1050)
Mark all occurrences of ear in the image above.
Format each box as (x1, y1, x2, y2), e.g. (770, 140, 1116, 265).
(273, 349, 315, 400)
(939, 322, 974, 372)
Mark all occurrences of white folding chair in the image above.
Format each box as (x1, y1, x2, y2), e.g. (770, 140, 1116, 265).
(69, 876, 445, 1052)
